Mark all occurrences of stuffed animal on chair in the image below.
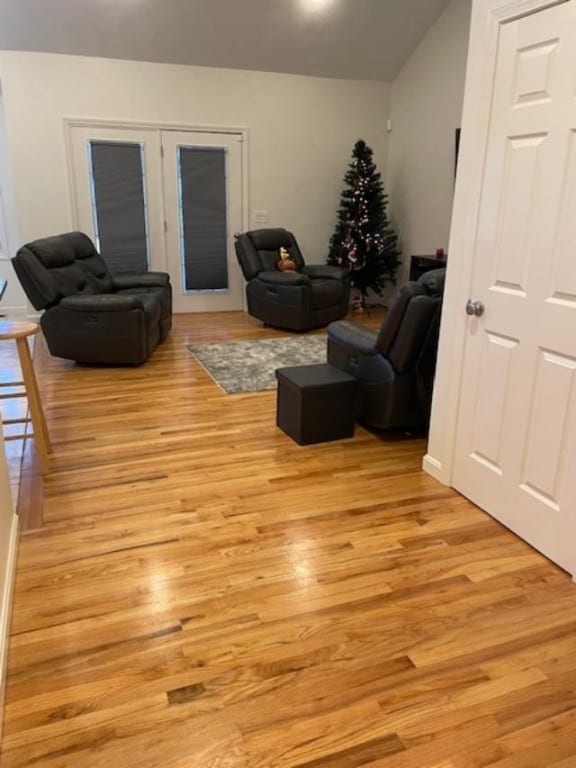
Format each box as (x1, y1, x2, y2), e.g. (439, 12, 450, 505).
(234, 228, 351, 332)
(277, 246, 296, 272)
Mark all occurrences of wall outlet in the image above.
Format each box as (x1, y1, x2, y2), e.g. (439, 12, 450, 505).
(386, 119, 393, 133)
(253, 210, 269, 224)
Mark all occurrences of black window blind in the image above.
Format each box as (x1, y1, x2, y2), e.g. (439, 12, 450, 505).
(178, 146, 228, 292)
(89, 141, 149, 274)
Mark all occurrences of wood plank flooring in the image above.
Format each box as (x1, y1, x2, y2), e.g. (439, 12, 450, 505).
(2, 311, 576, 768)
(0, 333, 34, 509)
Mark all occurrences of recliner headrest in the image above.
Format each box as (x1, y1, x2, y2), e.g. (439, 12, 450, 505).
(25, 232, 99, 268)
(418, 268, 446, 297)
(13, 231, 114, 309)
(235, 228, 306, 280)
(247, 228, 294, 251)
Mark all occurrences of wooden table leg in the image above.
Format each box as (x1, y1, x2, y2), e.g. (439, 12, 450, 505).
(16, 336, 51, 474)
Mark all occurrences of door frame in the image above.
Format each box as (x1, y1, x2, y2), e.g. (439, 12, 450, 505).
(424, 0, 571, 486)
(64, 118, 249, 309)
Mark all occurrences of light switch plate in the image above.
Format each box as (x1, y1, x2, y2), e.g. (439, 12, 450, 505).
(253, 210, 269, 224)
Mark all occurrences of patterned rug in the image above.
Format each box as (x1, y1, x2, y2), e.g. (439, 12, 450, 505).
(188, 335, 327, 394)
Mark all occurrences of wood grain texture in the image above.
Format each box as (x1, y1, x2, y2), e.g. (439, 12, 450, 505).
(2, 310, 576, 768)
(0, 324, 50, 477)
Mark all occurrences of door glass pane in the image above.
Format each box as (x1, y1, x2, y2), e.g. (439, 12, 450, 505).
(89, 141, 149, 273)
(178, 146, 228, 292)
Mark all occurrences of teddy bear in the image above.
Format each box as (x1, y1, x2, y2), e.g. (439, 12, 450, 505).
(277, 246, 296, 272)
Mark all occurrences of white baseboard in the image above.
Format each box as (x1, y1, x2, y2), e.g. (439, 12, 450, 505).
(0, 514, 19, 746)
(422, 453, 449, 485)
(0, 306, 29, 318)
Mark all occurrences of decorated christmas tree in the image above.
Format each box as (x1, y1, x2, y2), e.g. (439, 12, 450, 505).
(327, 139, 400, 307)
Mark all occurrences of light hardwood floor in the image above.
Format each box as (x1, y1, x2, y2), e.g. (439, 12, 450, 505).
(2, 312, 576, 768)
(0, 334, 33, 508)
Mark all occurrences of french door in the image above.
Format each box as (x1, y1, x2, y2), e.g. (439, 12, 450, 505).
(69, 124, 245, 312)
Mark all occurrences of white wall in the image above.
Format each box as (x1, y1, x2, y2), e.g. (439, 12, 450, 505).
(0, 83, 22, 314)
(386, 0, 472, 276)
(0, 52, 391, 311)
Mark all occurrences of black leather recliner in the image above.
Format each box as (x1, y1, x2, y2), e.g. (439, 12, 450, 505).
(12, 232, 172, 365)
(234, 228, 350, 331)
(327, 269, 446, 430)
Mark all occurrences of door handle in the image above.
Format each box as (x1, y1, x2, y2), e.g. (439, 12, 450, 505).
(466, 300, 485, 317)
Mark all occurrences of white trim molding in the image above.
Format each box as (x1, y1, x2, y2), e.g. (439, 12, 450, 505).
(492, 0, 569, 20)
(0, 188, 8, 259)
(422, 454, 445, 483)
(424, 0, 569, 486)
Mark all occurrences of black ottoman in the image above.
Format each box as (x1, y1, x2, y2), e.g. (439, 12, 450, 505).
(275, 363, 357, 445)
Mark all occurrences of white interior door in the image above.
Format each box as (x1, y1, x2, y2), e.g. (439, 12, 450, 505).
(162, 131, 244, 313)
(69, 126, 165, 273)
(453, 1, 576, 573)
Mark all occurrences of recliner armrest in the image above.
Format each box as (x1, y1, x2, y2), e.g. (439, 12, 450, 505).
(327, 320, 379, 355)
(60, 294, 145, 312)
(257, 270, 311, 287)
(112, 272, 170, 290)
(302, 265, 349, 281)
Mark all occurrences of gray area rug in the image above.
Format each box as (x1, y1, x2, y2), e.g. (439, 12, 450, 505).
(188, 335, 327, 394)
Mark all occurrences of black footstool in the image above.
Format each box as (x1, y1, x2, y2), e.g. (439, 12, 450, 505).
(275, 363, 357, 445)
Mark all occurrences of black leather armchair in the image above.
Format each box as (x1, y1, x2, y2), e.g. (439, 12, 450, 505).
(327, 269, 446, 430)
(234, 228, 350, 331)
(12, 232, 172, 365)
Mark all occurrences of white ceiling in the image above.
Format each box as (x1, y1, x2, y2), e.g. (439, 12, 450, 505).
(0, 0, 452, 82)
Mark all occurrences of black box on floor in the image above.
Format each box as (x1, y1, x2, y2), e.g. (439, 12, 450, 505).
(275, 363, 357, 445)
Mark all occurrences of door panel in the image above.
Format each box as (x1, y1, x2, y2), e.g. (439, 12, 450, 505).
(493, 134, 545, 292)
(69, 126, 165, 273)
(521, 349, 576, 506)
(470, 332, 518, 473)
(162, 131, 244, 313)
(453, 1, 576, 573)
